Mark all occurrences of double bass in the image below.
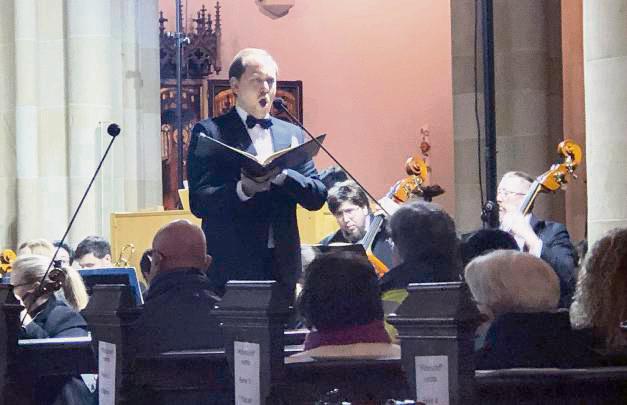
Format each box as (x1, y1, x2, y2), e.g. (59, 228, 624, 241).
(362, 155, 431, 277)
(501, 139, 582, 232)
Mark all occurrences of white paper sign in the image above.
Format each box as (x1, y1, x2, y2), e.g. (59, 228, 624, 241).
(98, 341, 117, 405)
(415, 355, 449, 405)
(234, 341, 261, 405)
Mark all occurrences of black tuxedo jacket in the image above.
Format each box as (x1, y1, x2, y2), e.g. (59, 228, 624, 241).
(530, 215, 577, 307)
(187, 108, 327, 293)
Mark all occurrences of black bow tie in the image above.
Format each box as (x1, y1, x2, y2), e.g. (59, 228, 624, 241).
(245, 115, 273, 129)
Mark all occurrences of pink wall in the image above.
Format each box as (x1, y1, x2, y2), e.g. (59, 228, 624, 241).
(161, 0, 455, 213)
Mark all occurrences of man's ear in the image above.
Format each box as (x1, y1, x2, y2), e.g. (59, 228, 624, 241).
(229, 77, 239, 95)
(104, 254, 112, 263)
(204, 254, 213, 270)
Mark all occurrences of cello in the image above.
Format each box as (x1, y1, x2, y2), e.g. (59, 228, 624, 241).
(363, 155, 431, 277)
(502, 139, 582, 232)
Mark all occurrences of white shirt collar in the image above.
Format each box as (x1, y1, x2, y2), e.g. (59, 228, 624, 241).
(235, 105, 271, 125)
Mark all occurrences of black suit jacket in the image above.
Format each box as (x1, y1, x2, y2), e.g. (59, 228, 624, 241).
(132, 269, 223, 354)
(187, 108, 327, 293)
(21, 295, 88, 339)
(530, 215, 577, 307)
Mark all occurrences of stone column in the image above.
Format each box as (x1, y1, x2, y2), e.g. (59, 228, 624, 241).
(66, 0, 115, 241)
(583, 0, 627, 243)
(0, 0, 16, 248)
(452, 0, 565, 232)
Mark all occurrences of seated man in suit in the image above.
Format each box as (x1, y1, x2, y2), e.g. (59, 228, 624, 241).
(497, 171, 577, 307)
(320, 180, 394, 269)
(132, 220, 223, 354)
(75, 235, 113, 269)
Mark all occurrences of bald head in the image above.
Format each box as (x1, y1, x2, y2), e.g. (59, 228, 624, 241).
(151, 220, 211, 276)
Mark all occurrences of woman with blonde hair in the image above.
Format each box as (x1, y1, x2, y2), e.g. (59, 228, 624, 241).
(11, 255, 94, 405)
(16, 238, 55, 257)
(571, 227, 627, 355)
(466, 250, 596, 368)
(11, 254, 88, 339)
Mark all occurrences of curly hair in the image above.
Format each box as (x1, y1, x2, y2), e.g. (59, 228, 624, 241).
(570, 228, 627, 352)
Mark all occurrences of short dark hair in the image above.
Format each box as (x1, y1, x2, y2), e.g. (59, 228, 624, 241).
(75, 236, 111, 260)
(319, 166, 349, 189)
(327, 180, 369, 214)
(297, 251, 383, 331)
(460, 229, 518, 266)
(228, 48, 278, 80)
(53, 240, 75, 265)
(390, 201, 459, 274)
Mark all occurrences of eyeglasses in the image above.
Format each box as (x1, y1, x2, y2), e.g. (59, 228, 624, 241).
(497, 188, 526, 197)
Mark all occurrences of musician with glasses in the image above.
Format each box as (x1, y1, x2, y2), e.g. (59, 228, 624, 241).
(496, 171, 577, 307)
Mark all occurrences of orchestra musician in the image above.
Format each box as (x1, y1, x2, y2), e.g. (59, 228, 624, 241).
(497, 171, 577, 307)
(187, 48, 327, 296)
(319, 180, 395, 269)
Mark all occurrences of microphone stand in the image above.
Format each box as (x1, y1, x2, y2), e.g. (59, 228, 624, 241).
(23, 124, 121, 325)
(273, 99, 389, 216)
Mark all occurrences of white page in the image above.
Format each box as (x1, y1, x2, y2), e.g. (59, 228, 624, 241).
(234, 341, 261, 405)
(98, 341, 116, 405)
(415, 355, 449, 405)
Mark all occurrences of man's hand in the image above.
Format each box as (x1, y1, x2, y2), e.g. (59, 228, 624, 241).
(240, 167, 281, 197)
(502, 211, 542, 253)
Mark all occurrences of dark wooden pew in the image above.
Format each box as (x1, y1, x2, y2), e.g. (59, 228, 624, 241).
(18, 280, 627, 405)
(0, 285, 96, 405)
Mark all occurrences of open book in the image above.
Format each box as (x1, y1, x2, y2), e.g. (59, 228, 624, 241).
(196, 133, 326, 177)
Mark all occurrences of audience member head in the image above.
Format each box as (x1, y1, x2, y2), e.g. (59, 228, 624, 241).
(53, 240, 74, 267)
(389, 201, 459, 278)
(460, 229, 518, 266)
(465, 250, 559, 320)
(327, 180, 371, 243)
(319, 166, 349, 190)
(228, 48, 278, 119)
(570, 228, 627, 352)
(75, 236, 112, 269)
(17, 239, 54, 257)
(497, 171, 534, 218)
(297, 251, 383, 331)
(148, 220, 212, 284)
(11, 254, 88, 312)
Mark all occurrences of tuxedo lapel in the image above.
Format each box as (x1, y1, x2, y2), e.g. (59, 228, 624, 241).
(530, 215, 544, 234)
(269, 117, 293, 152)
(221, 108, 257, 155)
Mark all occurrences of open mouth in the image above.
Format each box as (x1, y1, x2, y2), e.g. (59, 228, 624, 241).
(259, 99, 268, 107)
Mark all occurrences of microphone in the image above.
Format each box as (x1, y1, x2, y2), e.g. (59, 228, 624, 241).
(27, 123, 122, 322)
(481, 200, 500, 229)
(107, 123, 121, 137)
(272, 98, 389, 216)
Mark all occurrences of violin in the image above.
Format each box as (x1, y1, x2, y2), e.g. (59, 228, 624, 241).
(502, 139, 582, 231)
(35, 266, 67, 297)
(0, 249, 16, 275)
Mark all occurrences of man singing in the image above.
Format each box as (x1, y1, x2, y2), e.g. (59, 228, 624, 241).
(187, 48, 327, 295)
